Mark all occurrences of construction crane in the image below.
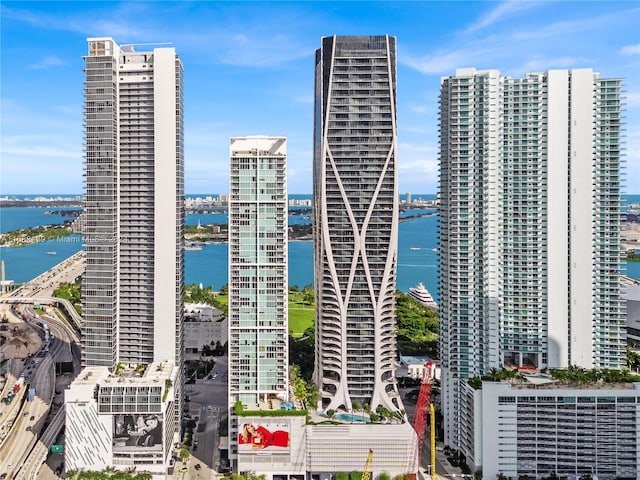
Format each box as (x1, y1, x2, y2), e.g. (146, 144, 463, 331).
(412, 360, 436, 477)
(362, 448, 374, 480)
(430, 403, 436, 478)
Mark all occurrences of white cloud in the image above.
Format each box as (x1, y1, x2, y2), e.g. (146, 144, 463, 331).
(513, 56, 590, 76)
(1, 129, 80, 159)
(408, 104, 428, 114)
(213, 33, 312, 67)
(402, 50, 477, 76)
(403, 5, 640, 79)
(398, 156, 439, 193)
(464, 1, 541, 34)
(3, 3, 312, 68)
(398, 143, 439, 191)
(1, 3, 149, 38)
(513, 7, 639, 41)
(232, 34, 250, 45)
(28, 55, 67, 69)
(294, 95, 314, 104)
(627, 91, 640, 107)
(625, 125, 640, 193)
(620, 44, 640, 56)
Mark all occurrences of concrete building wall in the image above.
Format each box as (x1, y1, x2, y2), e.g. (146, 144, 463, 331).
(625, 285, 640, 346)
(568, 69, 597, 368)
(306, 423, 417, 477)
(480, 381, 640, 480)
(184, 316, 228, 352)
(65, 368, 113, 471)
(152, 47, 184, 366)
(546, 69, 570, 368)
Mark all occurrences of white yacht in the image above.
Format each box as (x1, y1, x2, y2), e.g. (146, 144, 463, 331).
(408, 282, 438, 309)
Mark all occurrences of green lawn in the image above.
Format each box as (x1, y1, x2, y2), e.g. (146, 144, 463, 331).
(288, 301, 315, 337)
(214, 293, 314, 338)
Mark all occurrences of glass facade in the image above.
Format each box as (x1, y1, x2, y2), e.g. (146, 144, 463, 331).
(228, 136, 289, 458)
(313, 35, 402, 413)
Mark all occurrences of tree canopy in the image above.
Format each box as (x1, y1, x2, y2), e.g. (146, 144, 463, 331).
(395, 290, 439, 356)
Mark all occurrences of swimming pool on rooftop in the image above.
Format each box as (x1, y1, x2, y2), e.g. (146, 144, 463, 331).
(333, 412, 368, 423)
(523, 374, 555, 384)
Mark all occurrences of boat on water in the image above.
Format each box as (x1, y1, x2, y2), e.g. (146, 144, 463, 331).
(409, 247, 421, 251)
(407, 282, 438, 309)
(46, 251, 57, 255)
(185, 243, 202, 251)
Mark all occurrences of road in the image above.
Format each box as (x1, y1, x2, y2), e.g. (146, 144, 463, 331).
(0, 251, 84, 479)
(170, 355, 229, 480)
(9, 251, 85, 300)
(399, 386, 464, 479)
(0, 348, 54, 478)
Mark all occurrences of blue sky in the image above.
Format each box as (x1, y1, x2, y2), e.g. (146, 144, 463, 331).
(1, 1, 639, 195)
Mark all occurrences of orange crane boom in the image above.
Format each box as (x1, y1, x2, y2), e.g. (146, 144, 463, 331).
(412, 361, 436, 476)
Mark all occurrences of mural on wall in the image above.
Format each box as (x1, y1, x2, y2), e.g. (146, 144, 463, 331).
(237, 422, 290, 452)
(113, 413, 163, 452)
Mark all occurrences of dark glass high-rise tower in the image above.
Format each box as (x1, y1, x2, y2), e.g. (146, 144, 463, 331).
(313, 35, 402, 414)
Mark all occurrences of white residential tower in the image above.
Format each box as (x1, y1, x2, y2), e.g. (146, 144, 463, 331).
(65, 37, 184, 474)
(439, 68, 625, 463)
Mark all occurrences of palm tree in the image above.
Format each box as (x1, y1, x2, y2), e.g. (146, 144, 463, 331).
(179, 446, 191, 464)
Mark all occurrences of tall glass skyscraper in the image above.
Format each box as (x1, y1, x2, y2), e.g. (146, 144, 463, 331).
(82, 37, 184, 369)
(439, 68, 625, 453)
(65, 38, 184, 474)
(312, 35, 402, 414)
(227, 136, 289, 461)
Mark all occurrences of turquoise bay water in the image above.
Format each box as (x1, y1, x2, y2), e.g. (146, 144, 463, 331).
(0, 234, 84, 281)
(0, 207, 440, 299)
(184, 214, 440, 299)
(2, 193, 640, 299)
(0, 207, 82, 233)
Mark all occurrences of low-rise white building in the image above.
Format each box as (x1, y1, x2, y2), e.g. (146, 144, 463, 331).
(461, 377, 640, 479)
(65, 362, 179, 474)
(625, 285, 640, 348)
(306, 422, 417, 479)
(399, 356, 440, 382)
(183, 303, 227, 353)
(232, 400, 417, 480)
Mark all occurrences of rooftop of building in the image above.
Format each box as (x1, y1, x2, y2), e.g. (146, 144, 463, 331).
(73, 366, 112, 386)
(400, 355, 432, 366)
(469, 366, 640, 390)
(237, 396, 304, 414)
(100, 360, 176, 386)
